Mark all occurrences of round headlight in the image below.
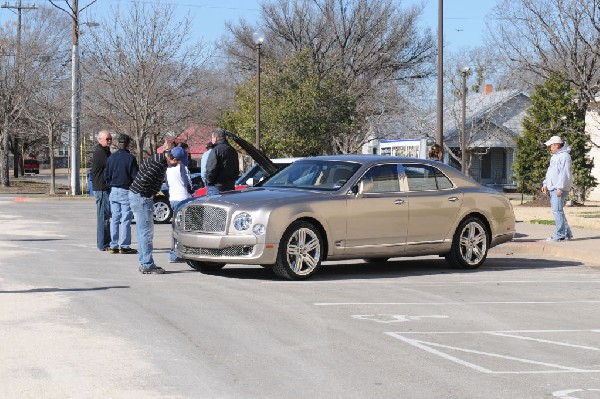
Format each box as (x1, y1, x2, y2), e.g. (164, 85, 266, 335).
(233, 212, 252, 231)
(253, 224, 266, 236)
(174, 210, 183, 229)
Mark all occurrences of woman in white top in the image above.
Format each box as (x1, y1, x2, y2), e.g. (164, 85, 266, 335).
(166, 146, 191, 262)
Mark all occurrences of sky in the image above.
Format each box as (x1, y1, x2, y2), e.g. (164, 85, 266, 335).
(0, 0, 497, 53)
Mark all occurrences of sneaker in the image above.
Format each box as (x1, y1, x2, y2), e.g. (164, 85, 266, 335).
(108, 247, 119, 254)
(545, 236, 566, 242)
(139, 266, 165, 274)
(168, 258, 185, 263)
(120, 247, 138, 254)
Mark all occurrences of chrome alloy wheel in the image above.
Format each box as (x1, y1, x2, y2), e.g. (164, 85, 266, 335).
(458, 221, 488, 266)
(285, 227, 322, 276)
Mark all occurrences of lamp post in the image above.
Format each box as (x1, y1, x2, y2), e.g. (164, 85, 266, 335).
(436, 0, 444, 150)
(460, 66, 470, 174)
(252, 30, 265, 150)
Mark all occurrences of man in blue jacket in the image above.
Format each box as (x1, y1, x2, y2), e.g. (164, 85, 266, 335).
(542, 135, 573, 242)
(104, 134, 139, 254)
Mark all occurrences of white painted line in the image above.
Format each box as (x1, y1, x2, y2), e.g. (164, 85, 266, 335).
(487, 332, 600, 351)
(387, 333, 588, 373)
(352, 314, 448, 324)
(553, 389, 600, 398)
(265, 280, 600, 285)
(385, 329, 600, 374)
(315, 300, 600, 306)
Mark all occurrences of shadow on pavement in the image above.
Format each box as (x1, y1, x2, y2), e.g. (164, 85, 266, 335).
(0, 285, 130, 294)
(186, 256, 583, 282)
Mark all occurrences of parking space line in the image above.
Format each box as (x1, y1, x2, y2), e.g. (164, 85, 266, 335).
(487, 332, 600, 351)
(385, 329, 600, 374)
(314, 300, 600, 306)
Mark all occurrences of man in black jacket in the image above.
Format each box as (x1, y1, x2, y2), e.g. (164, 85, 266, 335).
(205, 128, 239, 195)
(91, 130, 112, 251)
(104, 134, 139, 254)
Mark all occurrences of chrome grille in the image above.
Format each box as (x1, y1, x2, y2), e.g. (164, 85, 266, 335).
(182, 245, 254, 257)
(184, 205, 227, 232)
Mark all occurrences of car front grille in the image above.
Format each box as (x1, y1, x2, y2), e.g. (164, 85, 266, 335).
(183, 205, 227, 232)
(182, 245, 254, 257)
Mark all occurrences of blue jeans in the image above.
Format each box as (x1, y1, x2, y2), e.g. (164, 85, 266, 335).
(109, 188, 133, 249)
(550, 189, 572, 240)
(129, 192, 156, 269)
(94, 190, 111, 251)
(169, 200, 182, 261)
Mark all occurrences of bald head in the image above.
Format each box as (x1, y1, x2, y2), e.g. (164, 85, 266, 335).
(97, 130, 113, 148)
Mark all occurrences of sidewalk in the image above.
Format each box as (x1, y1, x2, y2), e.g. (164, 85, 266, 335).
(490, 221, 600, 268)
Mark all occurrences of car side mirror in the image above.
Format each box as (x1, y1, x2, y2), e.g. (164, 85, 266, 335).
(357, 178, 373, 196)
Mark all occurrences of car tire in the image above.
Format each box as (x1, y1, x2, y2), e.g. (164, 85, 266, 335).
(445, 216, 489, 269)
(187, 260, 226, 273)
(273, 221, 323, 280)
(153, 197, 172, 223)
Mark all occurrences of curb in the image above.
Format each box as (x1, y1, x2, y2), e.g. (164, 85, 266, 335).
(490, 240, 600, 268)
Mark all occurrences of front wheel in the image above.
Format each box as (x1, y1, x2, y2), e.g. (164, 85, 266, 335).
(445, 217, 489, 269)
(153, 197, 172, 223)
(273, 221, 323, 280)
(187, 260, 226, 274)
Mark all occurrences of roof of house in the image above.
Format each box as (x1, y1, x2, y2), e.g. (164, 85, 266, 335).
(158, 125, 213, 158)
(442, 89, 531, 148)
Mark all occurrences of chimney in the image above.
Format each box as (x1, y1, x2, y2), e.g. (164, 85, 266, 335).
(483, 84, 493, 95)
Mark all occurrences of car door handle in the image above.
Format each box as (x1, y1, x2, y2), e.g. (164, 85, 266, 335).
(394, 199, 405, 205)
(447, 197, 459, 202)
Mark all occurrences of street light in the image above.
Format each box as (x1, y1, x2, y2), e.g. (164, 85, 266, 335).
(252, 30, 265, 150)
(460, 66, 470, 174)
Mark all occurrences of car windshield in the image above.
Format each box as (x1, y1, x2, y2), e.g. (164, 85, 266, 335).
(262, 160, 361, 191)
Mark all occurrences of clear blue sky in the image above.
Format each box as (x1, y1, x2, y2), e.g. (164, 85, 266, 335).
(88, 0, 496, 51)
(1, 0, 496, 52)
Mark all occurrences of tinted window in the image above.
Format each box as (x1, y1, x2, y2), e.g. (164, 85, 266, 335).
(263, 160, 361, 191)
(362, 164, 400, 193)
(403, 164, 453, 191)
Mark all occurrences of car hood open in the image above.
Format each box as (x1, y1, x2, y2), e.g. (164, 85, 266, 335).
(225, 131, 279, 178)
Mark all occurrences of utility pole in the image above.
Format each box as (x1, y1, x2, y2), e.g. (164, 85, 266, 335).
(48, 0, 97, 195)
(1, 0, 38, 179)
(70, 0, 81, 195)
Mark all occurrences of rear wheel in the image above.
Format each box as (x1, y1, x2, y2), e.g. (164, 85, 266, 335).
(445, 217, 489, 269)
(273, 221, 323, 280)
(187, 260, 226, 273)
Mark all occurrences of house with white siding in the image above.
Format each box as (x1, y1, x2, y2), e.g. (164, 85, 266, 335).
(584, 99, 600, 201)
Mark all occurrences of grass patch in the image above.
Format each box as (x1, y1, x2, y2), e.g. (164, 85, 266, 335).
(530, 219, 555, 225)
(578, 212, 600, 219)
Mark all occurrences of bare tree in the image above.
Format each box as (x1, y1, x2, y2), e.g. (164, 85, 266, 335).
(0, 6, 69, 187)
(82, 1, 213, 162)
(488, 0, 600, 131)
(223, 0, 436, 154)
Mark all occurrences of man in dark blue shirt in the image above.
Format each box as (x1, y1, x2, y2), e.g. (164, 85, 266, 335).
(104, 134, 139, 254)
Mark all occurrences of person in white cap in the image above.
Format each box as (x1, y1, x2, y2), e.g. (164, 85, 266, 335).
(541, 135, 573, 241)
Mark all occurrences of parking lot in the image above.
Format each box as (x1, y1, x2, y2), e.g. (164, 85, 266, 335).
(1, 198, 599, 398)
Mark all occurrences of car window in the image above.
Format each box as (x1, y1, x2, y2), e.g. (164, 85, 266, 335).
(362, 164, 400, 193)
(263, 160, 361, 191)
(403, 164, 453, 191)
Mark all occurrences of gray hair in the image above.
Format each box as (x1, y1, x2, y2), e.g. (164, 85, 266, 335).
(212, 127, 226, 141)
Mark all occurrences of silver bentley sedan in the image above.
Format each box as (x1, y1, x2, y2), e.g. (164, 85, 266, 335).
(173, 149, 515, 280)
